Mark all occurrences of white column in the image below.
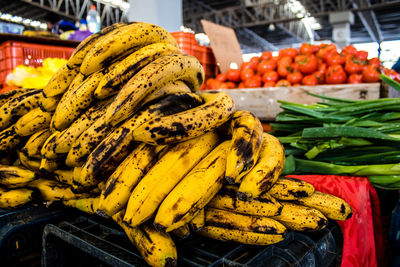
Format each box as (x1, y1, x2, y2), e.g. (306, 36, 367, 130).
(329, 11, 354, 48)
(128, 0, 182, 32)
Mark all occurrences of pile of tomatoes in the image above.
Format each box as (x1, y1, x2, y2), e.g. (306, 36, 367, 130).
(203, 43, 399, 90)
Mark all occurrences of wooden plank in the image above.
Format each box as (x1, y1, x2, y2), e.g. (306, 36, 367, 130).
(216, 83, 380, 121)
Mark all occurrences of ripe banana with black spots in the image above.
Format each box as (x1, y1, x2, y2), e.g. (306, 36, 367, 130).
(0, 165, 37, 188)
(67, 22, 127, 68)
(97, 143, 166, 217)
(133, 92, 235, 145)
(113, 211, 178, 267)
(80, 22, 178, 75)
(225, 110, 263, 184)
(0, 88, 37, 107)
(272, 201, 328, 231)
(189, 208, 205, 232)
(0, 186, 35, 208)
(123, 132, 219, 228)
(172, 224, 191, 239)
(199, 207, 287, 245)
(63, 197, 99, 214)
(207, 185, 282, 217)
(40, 157, 62, 173)
(22, 129, 52, 159)
(53, 169, 74, 186)
(153, 140, 230, 232)
(43, 64, 80, 97)
(95, 42, 181, 99)
(295, 191, 353, 221)
(41, 131, 62, 160)
(0, 126, 23, 155)
(81, 92, 203, 184)
(141, 80, 191, 104)
(104, 53, 204, 126)
(71, 166, 100, 192)
(14, 107, 52, 136)
(54, 100, 110, 154)
(28, 178, 89, 201)
(18, 150, 41, 173)
(0, 89, 42, 130)
(238, 132, 285, 200)
(267, 177, 315, 200)
(39, 94, 61, 112)
(51, 70, 104, 131)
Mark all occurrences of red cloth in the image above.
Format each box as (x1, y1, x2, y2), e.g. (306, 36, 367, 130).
(286, 175, 384, 267)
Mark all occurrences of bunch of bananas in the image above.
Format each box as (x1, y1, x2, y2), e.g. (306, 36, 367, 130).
(0, 22, 353, 267)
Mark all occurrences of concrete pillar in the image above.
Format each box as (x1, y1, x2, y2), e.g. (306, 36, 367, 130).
(128, 0, 182, 32)
(329, 11, 354, 48)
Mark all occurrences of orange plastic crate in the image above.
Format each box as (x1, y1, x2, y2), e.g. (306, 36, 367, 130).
(0, 41, 75, 88)
(170, 32, 197, 55)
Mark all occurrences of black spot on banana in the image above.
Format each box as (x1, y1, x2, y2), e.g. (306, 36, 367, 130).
(0, 126, 24, 156)
(0, 88, 37, 107)
(267, 177, 315, 200)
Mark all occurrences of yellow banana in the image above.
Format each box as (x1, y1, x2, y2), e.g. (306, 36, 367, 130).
(172, 224, 191, 239)
(272, 201, 328, 231)
(63, 197, 99, 214)
(80, 22, 178, 75)
(53, 169, 74, 186)
(207, 184, 282, 217)
(40, 131, 62, 160)
(199, 207, 287, 245)
(18, 150, 41, 173)
(0, 126, 23, 155)
(39, 157, 62, 173)
(225, 110, 263, 184)
(153, 140, 230, 232)
(23, 129, 52, 159)
(267, 177, 315, 200)
(295, 191, 353, 221)
(0, 186, 35, 208)
(189, 208, 205, 232)
(71, 166, 99, 192)
(0, 164, 37, 188)
(123, 132, 219, 228)
(133, 92, 235, 145)
(95, 42, 181, 99)
(0, 89, 42, 130)
(81, 92, 203, 184)
(28, 178, 89, 201)
(14, 107, 52, 136)
(54, 100, 110, 154)
(51, 70, 104, 131)
(0, 88, 37, 107)
(113, 211, 178, 267)
(43, 64, 79, 97)
(238, 132, 285, 200)
(39, 94, 61, 112)
(104, 53, 204, 126)
(141, 80, 191, 104)
(67, 22, 127, 68)
(97, 143, 166, 217)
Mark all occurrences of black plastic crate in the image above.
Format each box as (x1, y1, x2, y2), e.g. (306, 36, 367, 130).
(0, 204, 75, 266)
(42, 215, 343, 267)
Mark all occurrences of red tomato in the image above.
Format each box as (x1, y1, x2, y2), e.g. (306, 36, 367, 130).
(299, 43, 319, 54)
(226, 69, 241, 82)
(322, 49, 337, 62)
(318, 63, 327, 74)
(206, 78, 215, 88)
(326, 65, 347, 84)
(260, 51, 272, 61)
(368, 57, 381, 67)
(313, 71, 325, 84)
(341, 45, 357, 56)
(262, 71, 279, 83)
(278, 56, 293, 66)
(317, 44, 336, 59)
(290, 62, 300, 72)
(285, 48, 299, 58)
(238, 82, 246, 88)
(326, 52, 345, 66)
(271, 56, 280, 63)
(245, 75, 262, 88)
(219, 83, 230, 89)
(356, 51, 368, 61)
(295, 54, 318, 74)
(302, 75, 318, 85)
(287, 72, 303, 84)
(263, 81, 276, 87)
(293, 83, 301, 86)
(248, 57, 260, 70)
(362, 65, 381, 83)
(240, 68, 255, 81)
(257, 60, 277, 75)
(344, 56, 365, 74)
(225, 82, 237, 89)
(276, 79, 292, 87)
(348, 73, 363, 84)
(277, 64, 290, 77)
(215, 73, 227, 82)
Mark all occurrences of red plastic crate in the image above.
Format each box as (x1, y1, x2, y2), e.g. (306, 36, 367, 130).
(170, 32, 197, 55)
(0, 41, 75, 88)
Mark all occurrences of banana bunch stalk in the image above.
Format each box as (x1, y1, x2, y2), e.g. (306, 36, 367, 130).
(0, 22, 354, 267)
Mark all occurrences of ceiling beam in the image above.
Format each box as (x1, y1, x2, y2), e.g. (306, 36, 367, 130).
(352, 1, 383, 43)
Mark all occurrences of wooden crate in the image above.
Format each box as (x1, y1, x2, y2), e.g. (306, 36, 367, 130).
(216, 83, 380, 121)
